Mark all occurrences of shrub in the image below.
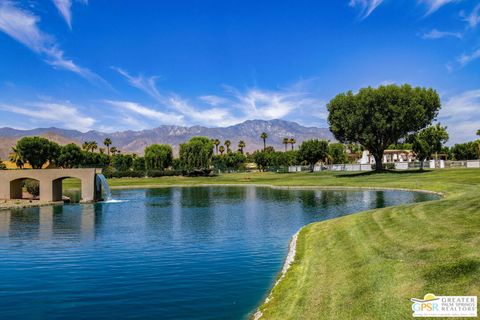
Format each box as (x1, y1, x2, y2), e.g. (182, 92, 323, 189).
(24, 179, 40, 197)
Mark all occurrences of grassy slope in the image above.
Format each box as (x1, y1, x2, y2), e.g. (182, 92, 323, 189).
(64, 169, 480, 319)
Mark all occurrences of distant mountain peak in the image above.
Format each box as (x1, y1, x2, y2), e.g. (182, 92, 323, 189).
(0, 120, 333, 157)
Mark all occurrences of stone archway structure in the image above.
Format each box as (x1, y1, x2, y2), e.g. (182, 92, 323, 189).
(0, 168, 102, 202)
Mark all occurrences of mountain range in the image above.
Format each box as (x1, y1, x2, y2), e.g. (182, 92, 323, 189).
(0, 119, 333, 158)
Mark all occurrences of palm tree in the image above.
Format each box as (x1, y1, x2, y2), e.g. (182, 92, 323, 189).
(213, 139, 220, 155)
(260, 132, 268, 151)
(104, 137, 112, 156)
(224, 140, 231, 153)
(282, 137, 289, 151)
(9, 147, 24, 169)
(90, 141, 98, 153)
(110, 146, 118, 156)
(238, 140, 246, 154)
(82, 141, 90, 151)
(289, 138, 296, 150)
(99, 148, 105, 154)
(219, 145, 225, 155)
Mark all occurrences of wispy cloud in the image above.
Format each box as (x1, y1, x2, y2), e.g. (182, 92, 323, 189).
(419, 0, 459, 16)
(438, 89, 480, 143)
(0, 1, 105, 84)
(457, 49, 480, 67)
(421, 28, 463, 39)
(0, 101, 95, 131)
(51, 0, 88, 29)
(103, 100, 185, 126)
(349, 0, 383, 20)
(460, 3, 480, 29)
(114, 68, 327, 127)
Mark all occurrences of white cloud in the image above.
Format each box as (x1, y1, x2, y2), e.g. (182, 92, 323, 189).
(52, 0, 72, 28)
(421, 28, 462, 39)
(438, 90, 480, 143)
(419, 0, 459, 15)
(349, 0, 383, 19)
(111, 67, 164, 102)
(115, 68, 327, 128)
(0, 1, 104, 83)
(0, 101, 95, 131)
(103, 100, 185, 126)
(457, 49, 480, 67)
(461, 3, 480, 29)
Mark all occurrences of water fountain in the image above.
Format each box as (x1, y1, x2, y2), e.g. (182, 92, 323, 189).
(96, 174, 112, 201)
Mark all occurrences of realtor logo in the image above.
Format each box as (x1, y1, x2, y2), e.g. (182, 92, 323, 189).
(411, 293, 477, 317)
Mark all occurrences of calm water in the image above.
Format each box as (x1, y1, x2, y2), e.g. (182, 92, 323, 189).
(0, 187, 438, 320)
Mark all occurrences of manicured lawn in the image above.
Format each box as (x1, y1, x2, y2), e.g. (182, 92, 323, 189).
(65, 169, 480, 319)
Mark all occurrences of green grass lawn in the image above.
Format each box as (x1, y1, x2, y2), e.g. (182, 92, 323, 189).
(64, 169, 480, 319)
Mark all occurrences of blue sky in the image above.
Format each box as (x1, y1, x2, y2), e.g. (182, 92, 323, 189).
(0, 0, 479, 143)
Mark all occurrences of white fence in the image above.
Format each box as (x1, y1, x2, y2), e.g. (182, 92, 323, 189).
(288, 160, 480, 173)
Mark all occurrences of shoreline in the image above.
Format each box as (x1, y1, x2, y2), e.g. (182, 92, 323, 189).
(253, 230, 300, 320)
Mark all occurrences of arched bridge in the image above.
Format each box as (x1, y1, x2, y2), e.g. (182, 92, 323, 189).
(0, 168, 102, 203)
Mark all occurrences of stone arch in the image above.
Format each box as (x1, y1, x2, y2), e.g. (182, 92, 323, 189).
(0, 169, 100, 203)
(9, 177, 40, 199)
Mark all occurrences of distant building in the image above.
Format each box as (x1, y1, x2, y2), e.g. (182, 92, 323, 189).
(358, 150, 416, 164)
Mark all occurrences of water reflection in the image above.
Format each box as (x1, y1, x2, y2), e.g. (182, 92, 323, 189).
(0, 204, 102, 241)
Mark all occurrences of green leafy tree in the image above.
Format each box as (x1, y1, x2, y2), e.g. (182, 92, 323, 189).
(219, 145, 225, 155)
(238, 140, 246, 154)
(133, 157, 146, 171)
(260, 132, 268, 151)
(112, 154, 134, 171)
(15, 137, 60, 169)
(144, 144, 173, 170)
(298, 139, 329, 172)
(57, 143, 84, 168)
(451, 142, 478, 160)
(110, 146, 118, 155)
(328, 143, 348, 164)
(179, 137, 214, 173)
(253, 151, 270, 172)
(104, 138, 112, 156)
(327, 84, 441, 171)
(410, 124, 449, 170)
(477, 130, 480, 158)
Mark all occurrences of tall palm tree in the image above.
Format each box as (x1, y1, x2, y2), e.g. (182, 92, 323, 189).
(224, 140, 231, 153)
(282, 137, 289, 151)
(260, 132, 268, 151)
(289, 138, 296, 150)
(110, 146, 118, 156)
(219, 145, 225, 155)
(238, 140, 246, 154)
(104, 137, 112, 156)
(213, 139, 220, 155)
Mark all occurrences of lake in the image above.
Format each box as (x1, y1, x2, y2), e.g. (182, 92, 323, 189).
(0, 186, 438, 319)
